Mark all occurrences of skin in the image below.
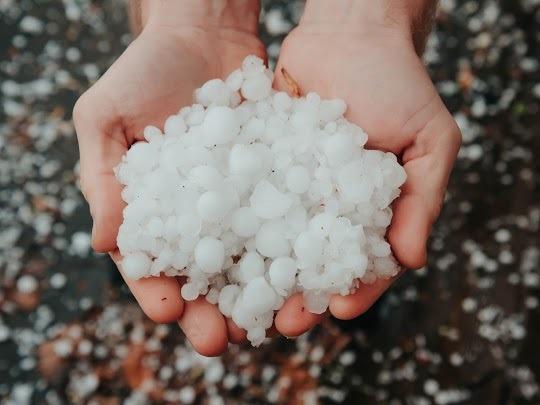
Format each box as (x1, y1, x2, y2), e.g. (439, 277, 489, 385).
(73, 0, 460, 355)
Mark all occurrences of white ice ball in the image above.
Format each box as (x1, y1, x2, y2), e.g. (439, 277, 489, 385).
(195, 78, 231, 106)
(218, 284, 241, 317)
(237, 251, 265, 283)
(229, 144, 263, 176)
(250, 180, 292, 219)
(201, 106, 240, 146)
(164, 115, 187, 137)
(197, 190, 229, 222)
(286, 165, 310, 194)
(241, 73, 272, 102)
(243, 277, 277, 314)
(231, 207, 260, 238)
(255, 221, 290, 258)
(268, 257, 297, 290)
(194, 237, 225, 274)
(122, 252, 151, 279)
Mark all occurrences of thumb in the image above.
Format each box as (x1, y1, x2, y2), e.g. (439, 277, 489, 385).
(388, 108, 461, 269)
(73, 93, 127, 252)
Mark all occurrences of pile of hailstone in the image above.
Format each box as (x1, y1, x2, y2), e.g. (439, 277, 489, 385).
(115, 56, 406, 346)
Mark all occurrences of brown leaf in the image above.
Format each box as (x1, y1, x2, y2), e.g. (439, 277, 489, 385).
(281, 68, 301, 98)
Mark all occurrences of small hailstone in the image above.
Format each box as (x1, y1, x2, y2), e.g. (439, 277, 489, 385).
(195, 79, 231, 106)
(225, 69, 243, 92)
(243, 277, 277, 314)
(178, 387, 196, 404)
(201, 106, 240, 145)
(197, 190, 229, 222)
(49, 273, 67, 289)
(115, 54, 406, 346)
(269, 257, 297, 290)
(181, 282, 200, 301)
(122, 252, 152, 279)
(143, 125, 162, 142)
(241, 73, 272, 102)
(272, 92, 292, 111)
(247, 327, 266, 347)
(250, 180, 292, 219)
(229, 144, 263, 176)
(16, 275, 38, 294)
(237, 251, 265, 283)
(194, 237, 224, 274)
(164, 115, 187, 137)
(255, 221, 290, 258)
(241, 55, 265, 77)
(218, 285, 241, 317)
(231, 207, 260, 237)
(53, 339, 73, 358)
(188, 165, 223, 190)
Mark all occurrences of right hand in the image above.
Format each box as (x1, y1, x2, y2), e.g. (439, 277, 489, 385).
(73, 1, 264, 356)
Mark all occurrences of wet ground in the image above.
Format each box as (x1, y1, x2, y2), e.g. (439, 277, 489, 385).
(0, 0, 539, 404)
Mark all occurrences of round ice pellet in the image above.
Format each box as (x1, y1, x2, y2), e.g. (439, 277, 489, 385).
(231, 207, 260, 238)
(268, 257, 297, 290)
(201, 106, 240, 146)
(195, 78, 231, 106)
(255, 221, 290, 258)
(286, 165, 310, 194)
(143, 125, 162, 142)
(237, 251, 265, 283)
(197, 190, 229, 222)
(188, 165, 223, 190)
(241, 74, 272, 102)
(243, 277, 277, 314)
(229, 144, 263, 176)
(194, 237, 225, 274)
(247, 327, 266, 347)
(294, 231, 323, 264)
(164, 115, 187, 137)
(122, 252, 151, 279)
(181, 282, 200, 301)
(272, 91, 292, 112)
(225, 69, 243, 92)
(218, 285, 240, 317)
(250, 180, 292, 219)
(146, 217, 164, 238)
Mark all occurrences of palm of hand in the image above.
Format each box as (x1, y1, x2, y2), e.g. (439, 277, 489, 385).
(275, 28, 460, 320)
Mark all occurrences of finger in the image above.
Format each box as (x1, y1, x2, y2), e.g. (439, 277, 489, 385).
(178, 297, 228, 357)
(73, 94, 127, 252)
(329, 272, 402, 320)
(110, 250, 184, 323)
(389, 110, 461, 269)
(274, 293, 323, 337)
(226, 318, 247, 344)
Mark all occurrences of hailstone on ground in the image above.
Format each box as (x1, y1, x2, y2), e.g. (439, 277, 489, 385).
(115, 55, 406, 346)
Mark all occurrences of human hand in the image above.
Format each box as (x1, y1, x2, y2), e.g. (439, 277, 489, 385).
(73, 0, 264, 356)
(273, 0, 461, 332)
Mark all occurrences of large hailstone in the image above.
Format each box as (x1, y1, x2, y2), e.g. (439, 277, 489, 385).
(114, 55, 406, 346)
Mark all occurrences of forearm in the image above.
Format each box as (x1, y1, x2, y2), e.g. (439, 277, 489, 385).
(130, 0, 260, 34)
(300, 0, 438, 54)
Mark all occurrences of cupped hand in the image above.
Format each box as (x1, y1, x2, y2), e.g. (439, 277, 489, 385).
(73, 16, 264, 356)
(272, 14, 461, 333)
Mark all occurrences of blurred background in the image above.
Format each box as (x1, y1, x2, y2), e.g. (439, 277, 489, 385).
(1, 0, 539, 404)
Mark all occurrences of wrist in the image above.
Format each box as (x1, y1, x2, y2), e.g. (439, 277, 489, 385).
(141, 0, 260, 35)
(300, 0, 436, 53)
